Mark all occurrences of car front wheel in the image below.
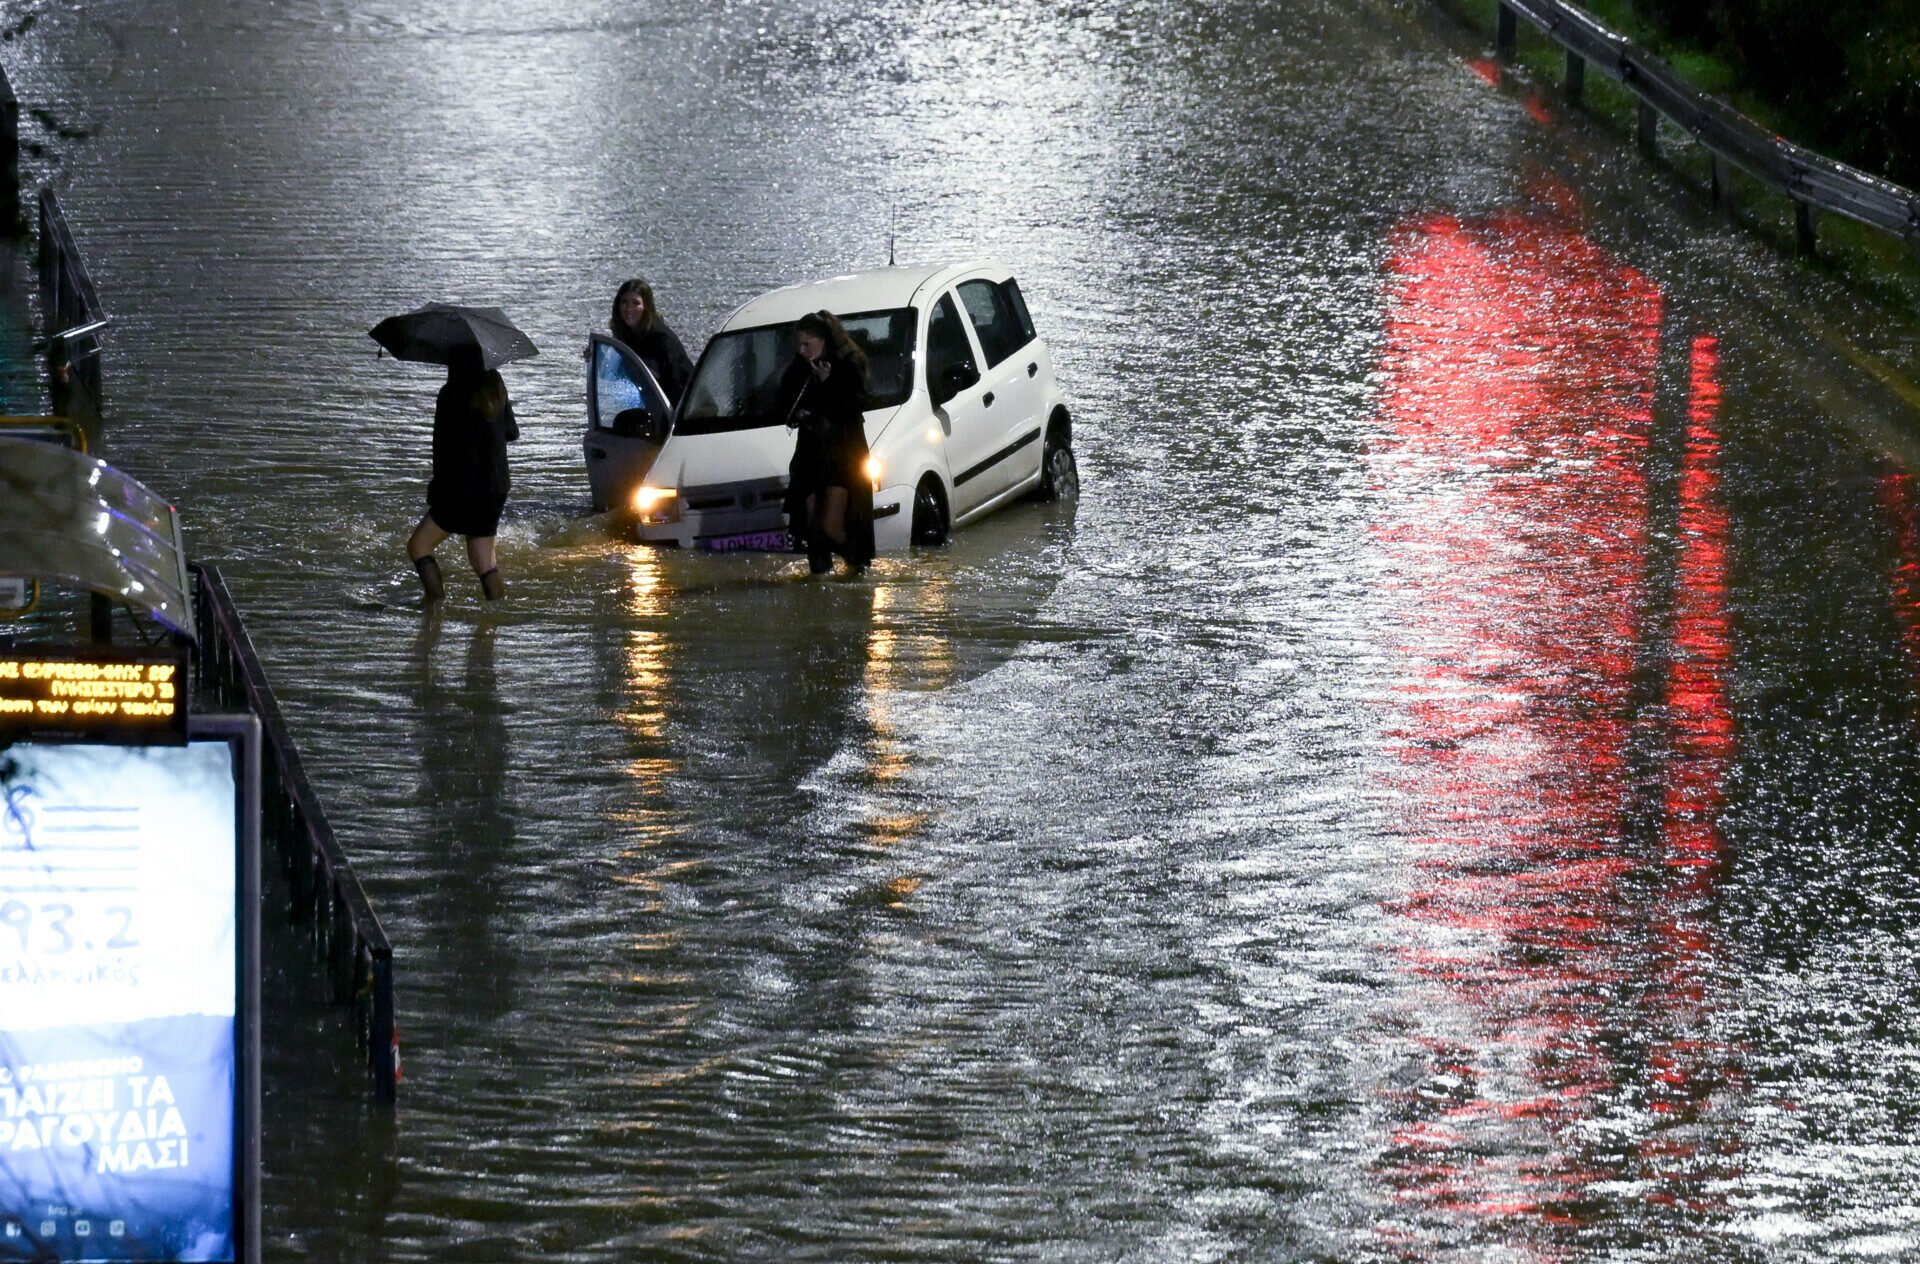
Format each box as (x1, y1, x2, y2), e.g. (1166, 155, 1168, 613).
(911, 477, 950, 546)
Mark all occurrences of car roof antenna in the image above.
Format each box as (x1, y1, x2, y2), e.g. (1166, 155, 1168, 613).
(887, 199, 897, 267)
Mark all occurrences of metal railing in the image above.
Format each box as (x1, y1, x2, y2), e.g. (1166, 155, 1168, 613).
(1491, 0, 1920, 257)
(37, 188, 107, 405)
(191, 563, 398, 1101)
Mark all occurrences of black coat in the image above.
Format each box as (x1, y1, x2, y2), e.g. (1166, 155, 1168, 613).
(427, 371, 517, 537)
(611, 318, 695, 405)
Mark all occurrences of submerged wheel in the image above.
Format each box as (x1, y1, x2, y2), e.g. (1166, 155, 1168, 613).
(911, 477, 949, 546)
(1038, 430, 1079, 502)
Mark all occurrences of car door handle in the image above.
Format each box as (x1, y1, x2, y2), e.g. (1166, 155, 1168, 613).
(983, 391, 995, 407)
(588, 446, 607, 459)
(1027, 362, 1038, 377)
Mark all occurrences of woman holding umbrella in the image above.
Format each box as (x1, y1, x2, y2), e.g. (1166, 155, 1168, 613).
(370, 303, 537, 603)
(371, 302, 535, 602)
(407, 346, 519, 601)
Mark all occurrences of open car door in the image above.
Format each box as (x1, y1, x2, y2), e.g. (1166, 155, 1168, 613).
(584, 334, 673, 513)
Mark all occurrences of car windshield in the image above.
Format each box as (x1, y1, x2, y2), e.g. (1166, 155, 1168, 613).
(676, 308, 916, 435)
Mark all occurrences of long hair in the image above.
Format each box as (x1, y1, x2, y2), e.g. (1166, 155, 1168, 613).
(795, 309, 868, 378)
(612, 277, 659, 334)
(446, 346, 507, 417)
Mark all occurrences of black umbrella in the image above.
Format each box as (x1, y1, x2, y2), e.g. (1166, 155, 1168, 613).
(369, 302, 539, 371)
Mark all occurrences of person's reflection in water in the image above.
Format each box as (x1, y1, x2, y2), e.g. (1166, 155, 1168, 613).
(413, 613, 517, 1026)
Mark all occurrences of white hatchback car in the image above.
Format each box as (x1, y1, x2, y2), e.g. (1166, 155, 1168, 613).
(583, 260, 1076, 552)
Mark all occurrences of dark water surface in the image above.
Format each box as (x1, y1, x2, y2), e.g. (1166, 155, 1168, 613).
(8, 0, 1920, 1259)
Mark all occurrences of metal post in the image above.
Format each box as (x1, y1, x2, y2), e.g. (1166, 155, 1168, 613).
(0, 64, 18, 235)
(1637, 101, 1660, 158)
(370, 952, 397, 1101)
(329, 888, 353, 1002)
(0, 64, 15, 164)
(289, 803, 317, 917)
(1495, 2, 1518, 59)
(1565, 50, 1586, 105)
(1795, 199, 1817, 255)
(36, 192, 53, 326)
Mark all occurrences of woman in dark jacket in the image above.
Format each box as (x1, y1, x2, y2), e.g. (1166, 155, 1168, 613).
(406, 346, 519, 601)
(609, 277, 695, 405)
(780, 310, 875, 575)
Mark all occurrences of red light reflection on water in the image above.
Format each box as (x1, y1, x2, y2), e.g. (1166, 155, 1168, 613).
(1876, 467, 1920, 688)
(1636, 334, 1742, 1193)
(1368, 207, 1738, 1251)
(1662, 336, 1733, 873)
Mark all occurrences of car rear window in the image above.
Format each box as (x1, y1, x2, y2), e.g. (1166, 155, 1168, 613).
(677, 308, 916, 435)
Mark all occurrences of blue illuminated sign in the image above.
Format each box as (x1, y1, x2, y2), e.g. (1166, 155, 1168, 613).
(1, 728, 258, 1263)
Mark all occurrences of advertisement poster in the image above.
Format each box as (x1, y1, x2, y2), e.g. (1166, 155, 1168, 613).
(1, 742, 238, 1263)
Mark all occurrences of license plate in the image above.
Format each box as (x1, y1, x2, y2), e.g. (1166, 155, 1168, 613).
(699, 528, 795, 553)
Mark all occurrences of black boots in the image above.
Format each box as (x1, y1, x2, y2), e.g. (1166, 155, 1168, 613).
(414, 555, 445, 601)
(415, 555, 503, 601)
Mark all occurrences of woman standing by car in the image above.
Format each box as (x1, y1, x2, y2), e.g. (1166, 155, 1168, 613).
(780, 310, 875, 575)
(407, 346, 519, 601)
(609, 277, 695, 405)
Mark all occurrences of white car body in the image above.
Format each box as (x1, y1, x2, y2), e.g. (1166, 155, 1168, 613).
(597, 259, 1075, 552)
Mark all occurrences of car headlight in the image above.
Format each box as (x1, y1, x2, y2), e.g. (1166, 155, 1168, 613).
(864, 455, 885, 490)
(630, 484, 680, 523)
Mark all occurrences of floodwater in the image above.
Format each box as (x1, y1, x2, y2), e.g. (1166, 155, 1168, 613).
(7, 0, 1920, 1259)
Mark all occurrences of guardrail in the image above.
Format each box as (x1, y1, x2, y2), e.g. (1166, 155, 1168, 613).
(191, 563, 399, 1101)
(1489, 0, 1920, 257)
(36, 188, 106, 408)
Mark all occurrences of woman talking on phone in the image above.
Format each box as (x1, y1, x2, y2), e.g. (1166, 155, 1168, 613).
(779, 310, 875, 575)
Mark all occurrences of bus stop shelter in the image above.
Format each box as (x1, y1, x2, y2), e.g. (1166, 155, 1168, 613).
(0, 432, 192, 640)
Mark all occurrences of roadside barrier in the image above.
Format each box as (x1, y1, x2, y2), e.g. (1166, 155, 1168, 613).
(192, 563, 399, 1101)
(37, 188, 106, 408)
(1487, 0, 1920, 258)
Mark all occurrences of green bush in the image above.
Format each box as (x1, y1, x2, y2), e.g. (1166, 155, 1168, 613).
(1621, 0, 1920, 185)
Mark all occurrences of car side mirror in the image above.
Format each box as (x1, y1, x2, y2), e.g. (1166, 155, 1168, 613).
(933, 362, 978, 406)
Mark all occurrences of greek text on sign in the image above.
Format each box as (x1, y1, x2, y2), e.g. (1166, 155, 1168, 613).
(0, 650, 189, 742)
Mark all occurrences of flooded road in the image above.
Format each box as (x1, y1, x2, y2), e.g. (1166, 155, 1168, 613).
(8, 0, 1920, 1258)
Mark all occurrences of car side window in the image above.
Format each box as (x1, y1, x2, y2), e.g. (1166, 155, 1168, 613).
(925, 294, 979, 406)
(591, 339, 667, 440)
(956, 279, 1028, 368)
(1000, 278, 1037, 347)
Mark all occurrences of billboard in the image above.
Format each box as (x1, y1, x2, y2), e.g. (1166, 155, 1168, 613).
(1, 719, 258, 1263)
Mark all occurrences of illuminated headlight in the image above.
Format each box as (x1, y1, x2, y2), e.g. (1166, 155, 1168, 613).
(630, 484, 680, 523)
(864, 455, 885, 491)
